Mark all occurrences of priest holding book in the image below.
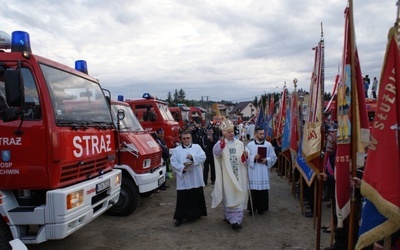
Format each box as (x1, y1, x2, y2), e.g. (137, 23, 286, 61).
(246, 126, 277, 215)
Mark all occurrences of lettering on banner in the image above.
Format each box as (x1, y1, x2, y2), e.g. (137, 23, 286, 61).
(73, 135, 112, 158)
(373, 69, 397, 130)
(307, 129, 318, 140)
(336, 154, 350, 163)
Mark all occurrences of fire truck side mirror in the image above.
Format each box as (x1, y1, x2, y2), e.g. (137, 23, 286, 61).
(4, 69, 22, 107)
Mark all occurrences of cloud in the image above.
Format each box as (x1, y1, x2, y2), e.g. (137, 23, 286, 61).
(1, 0, 396, 102)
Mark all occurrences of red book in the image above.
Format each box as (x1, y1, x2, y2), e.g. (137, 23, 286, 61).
(257, 147, 267, 163)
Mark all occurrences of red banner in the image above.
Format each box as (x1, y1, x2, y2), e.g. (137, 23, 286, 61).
(335, 7, 369, 228)
(356, 27, 400, 249)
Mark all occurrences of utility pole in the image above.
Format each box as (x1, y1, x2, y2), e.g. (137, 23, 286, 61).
(201, 96, 210, 102)
(201, 96, 211, 122)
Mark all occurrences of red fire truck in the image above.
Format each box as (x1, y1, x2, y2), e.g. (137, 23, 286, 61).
(365, 98, 377, 127)
(169, 105, 190, 129)
(189, 106, 207, 126)
(0, 31, 121, 247)
(108, 100, 165, 216)
(124, 93, 181, 149)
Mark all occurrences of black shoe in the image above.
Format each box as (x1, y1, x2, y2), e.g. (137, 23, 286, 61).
(324, 247, 336, 250)
(322, 229, 331, 233)
(258, 210, 264, 215)
(231, 223, 242, 230)
(321, 226, 329, 230)
(175, 220, 182, 227)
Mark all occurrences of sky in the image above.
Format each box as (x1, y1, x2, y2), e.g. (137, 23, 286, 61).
(1, 0, 398, 102)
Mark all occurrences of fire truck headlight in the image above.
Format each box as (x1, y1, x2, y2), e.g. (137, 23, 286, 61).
(143, 159, 151, 169)
(115, 172, 122, 186)
(66, 190, 84, 210)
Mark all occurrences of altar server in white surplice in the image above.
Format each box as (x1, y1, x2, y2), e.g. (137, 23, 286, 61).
(246, 126, 277, 215)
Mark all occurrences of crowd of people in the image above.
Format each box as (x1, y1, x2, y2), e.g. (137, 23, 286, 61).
(165, 117, 277, 231)
(155, 113, 399, 249)
(363, 75, 379, 99)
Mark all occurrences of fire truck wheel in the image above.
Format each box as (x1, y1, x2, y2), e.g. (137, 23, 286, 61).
(107, 177, 140, 216)
(0, 217, 13, 250)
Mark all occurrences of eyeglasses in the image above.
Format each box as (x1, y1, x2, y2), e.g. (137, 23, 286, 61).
(181, 137, 191, 140)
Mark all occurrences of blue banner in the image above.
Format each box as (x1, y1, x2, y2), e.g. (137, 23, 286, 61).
(295, 134, 316, 186)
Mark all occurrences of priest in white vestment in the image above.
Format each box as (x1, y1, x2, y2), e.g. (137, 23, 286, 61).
(211, 117, 248, 230)
(171, 130, 207, 227)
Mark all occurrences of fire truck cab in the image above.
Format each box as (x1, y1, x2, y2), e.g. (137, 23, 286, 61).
(189, 106, 207, 126)
(108, 100, 166, 216)
(365, 98, 377, 128)
(169, 104, 190, 129)
(0, 31, 121, 247)
(124, 93, 181, 149)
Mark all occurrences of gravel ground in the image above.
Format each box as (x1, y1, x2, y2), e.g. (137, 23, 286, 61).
(28, 167, 332, 250)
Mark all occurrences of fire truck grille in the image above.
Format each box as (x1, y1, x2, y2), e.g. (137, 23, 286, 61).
(60, 157, 109, 184)
(150, 153, 162, 168)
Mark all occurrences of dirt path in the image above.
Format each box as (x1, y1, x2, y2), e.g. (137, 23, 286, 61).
(29, 169, 332, 250)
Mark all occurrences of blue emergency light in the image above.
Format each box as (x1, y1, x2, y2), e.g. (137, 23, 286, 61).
(11, 31, 31, 53)
(118, 95, 124, 101)
(75, 60, 88, 74)
(142, 93, 156, 99)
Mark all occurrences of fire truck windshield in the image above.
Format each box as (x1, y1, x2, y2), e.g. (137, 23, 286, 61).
(40, 64, 112, 125)
(111, 104, 143, 131)
(181, 110, 190, 122)
(158, 103, 175, 121)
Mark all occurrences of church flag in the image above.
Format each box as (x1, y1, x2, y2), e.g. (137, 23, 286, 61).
(282, 94, 291, 159)
(324, 74, 340, 121)
(290, 92, 300, 169)
(335, 6, 370, 228)
(256, 100, 265, 130)
(302, 37, 323, 173)
(266, 95, 275, 141)
(356, 27, 400, 249)
(295, 131, 316, 186)
(275, 87, 288, 147)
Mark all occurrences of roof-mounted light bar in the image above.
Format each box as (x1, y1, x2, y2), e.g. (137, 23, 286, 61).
(142, 93, 156, 100)
(0, 30, 11, 50)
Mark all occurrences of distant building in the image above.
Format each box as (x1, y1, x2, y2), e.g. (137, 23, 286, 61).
(229, 101, 254, 120)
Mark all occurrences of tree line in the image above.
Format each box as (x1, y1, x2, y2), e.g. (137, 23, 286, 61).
(163, 88, 332, 111)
